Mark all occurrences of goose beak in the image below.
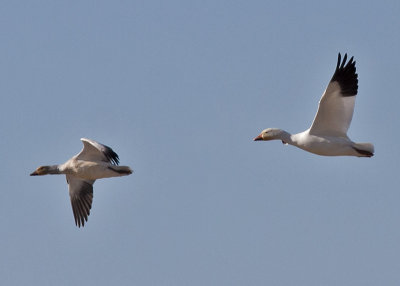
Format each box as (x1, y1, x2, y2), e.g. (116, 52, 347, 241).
(253, 134, 263, 141)
(30, 171, 38, 176)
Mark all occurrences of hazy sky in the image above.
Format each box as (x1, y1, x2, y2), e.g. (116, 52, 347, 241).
(1, 1, 400, 285)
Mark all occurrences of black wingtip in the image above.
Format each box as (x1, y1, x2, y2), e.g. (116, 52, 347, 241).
(341, 53, 348, 68)
(336, 53, 341, 70)
(103, 145, 120, 165)
(331, 52, 358, 97)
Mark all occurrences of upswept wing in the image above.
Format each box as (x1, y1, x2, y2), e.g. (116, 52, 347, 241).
(309, 53, 358, 137)
(76, 138, 119, 165)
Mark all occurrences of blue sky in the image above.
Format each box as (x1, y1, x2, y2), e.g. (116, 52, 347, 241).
(1, 1, 399, 285)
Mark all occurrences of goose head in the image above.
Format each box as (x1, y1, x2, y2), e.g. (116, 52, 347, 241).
(254, 128, 286, 141)
(30, 165, 59, 176)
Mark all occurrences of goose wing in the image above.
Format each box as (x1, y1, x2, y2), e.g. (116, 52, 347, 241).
(76, 138, 119, 165)
(67, 174, 95, 227)
(309, 53, 358, 137)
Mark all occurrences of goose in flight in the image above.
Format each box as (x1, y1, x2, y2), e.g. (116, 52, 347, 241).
(30, 138, 133, 227)
(254, 53, 374, 157)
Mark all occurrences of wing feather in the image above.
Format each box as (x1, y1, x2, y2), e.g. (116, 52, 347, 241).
(309, 53, 358, 137)
(75, 138, 119, 165)
(67, 175, 94, 227)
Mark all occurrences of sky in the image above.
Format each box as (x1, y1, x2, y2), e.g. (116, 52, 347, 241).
(1, 0, 400, 285)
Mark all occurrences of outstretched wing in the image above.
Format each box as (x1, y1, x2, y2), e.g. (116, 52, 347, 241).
(67, 174, 95, 227)
(309, 53, 358, 137)
(75, 138, 119, 165)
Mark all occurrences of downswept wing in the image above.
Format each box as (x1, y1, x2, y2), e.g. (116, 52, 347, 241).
(67, 174, 95, 227)
(309, 53, 358, 137)
(76, 138, 119, 165)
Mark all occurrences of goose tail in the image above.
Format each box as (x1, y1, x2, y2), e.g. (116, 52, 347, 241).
(353, 143, 374, 157)
(108, 166, 133, 175)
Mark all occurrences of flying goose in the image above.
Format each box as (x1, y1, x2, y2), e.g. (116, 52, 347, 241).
(254, 53, 374, 157)
(30, 138, 132, 227)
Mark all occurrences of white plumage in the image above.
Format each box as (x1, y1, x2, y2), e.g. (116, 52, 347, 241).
(254, 53, 374, 157)
(30, 138, 132, 227)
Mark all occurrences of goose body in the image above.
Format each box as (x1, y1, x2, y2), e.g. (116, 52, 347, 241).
(254, 53, 374, 157)
(30, 138, 132, 227)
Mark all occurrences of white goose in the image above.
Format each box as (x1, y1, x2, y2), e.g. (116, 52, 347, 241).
(254, 53, 374, 157)
(30, 138, 132, 227)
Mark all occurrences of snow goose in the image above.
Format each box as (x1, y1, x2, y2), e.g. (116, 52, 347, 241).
(30, 138, 133, 227)
(254, 53, 374, 157)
